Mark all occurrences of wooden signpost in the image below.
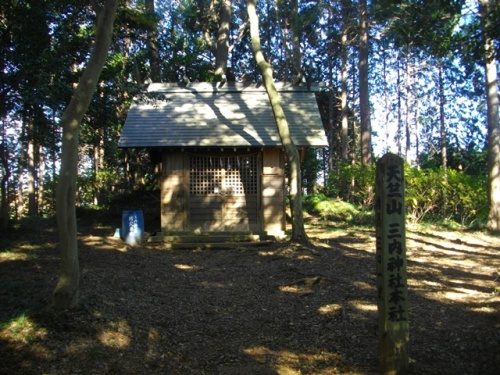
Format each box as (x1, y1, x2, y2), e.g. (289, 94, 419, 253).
(375, 153, 409, 374)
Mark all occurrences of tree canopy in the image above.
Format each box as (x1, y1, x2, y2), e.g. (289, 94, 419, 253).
(0, 0, 497, 230)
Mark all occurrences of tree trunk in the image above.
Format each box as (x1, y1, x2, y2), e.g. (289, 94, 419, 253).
(1, 120, 10, 229)
(438, 62, 447, 173)
(358, 0, 372, 165)
(383, 45, 390, 154)
(328, 89, 335, 172)
(52, 0, 118, 309)
(124, 149, 131, 191)
(274, 1, 289, 78)
(38, 145, 45, 214)
(145, 0, 161, 82)
(93, 143, 100, 206)
(414, 92, 420, 168)
(395, 52, 402, 156)
(438, 61, 449, 216)
(341, 0, 349, 162)
(246, 0, 308, 243)
(480, 0, 500, 231)
(326, 10, 335, 171)
(27, 116, 37, 216)
(405, 53, 411, 161)
(0, 161, 8, 229)
(92, 125, 105, 206)
(16, 123, 26, 219)
(214, 0, 232, 77)
(290, 0, 302, 83)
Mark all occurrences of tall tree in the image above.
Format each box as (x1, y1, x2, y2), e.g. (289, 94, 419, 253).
(0, 119, 10, 229)
(246, 0, 307, 242)
(145, 0, 161, 81)
(341, 0, 351, 162)
(480, 0, 500, 231)
(200, 0, 248, 80)
(438, 60, 448, 173)
(52, 0, 118, 309)
(214, 0, 232, 77)
(358, 0, 372, 164)
(290, 0, 302, 83)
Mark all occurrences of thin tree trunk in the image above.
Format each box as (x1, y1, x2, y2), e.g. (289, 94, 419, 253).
(16, 123, 26, 218)
(51, 108, 58, 184)
(38, 145, 45, 214)
(274, 0, 289, 80)
(438, 61, 447, 173)
(124, 149, 131, 191)
(351, 51, 358, 164)
(93, 143, 99, 206)
(414, 90, 420, 168)
(145, 0, 161, 81)
(341, 0, 349, 162)
(383, 46, 390, 154)
(358, 0, 372, 165)
(397, 57, 402, 156)
(290, 0, 302, 83)
(53, 0, 118, 309)
(405, 54, 411, 161)
(326, 9, 335, 171)
(1, 119, 10, 228)
(0, 160, 8, 228)
(328, 89, 335, 172)
(246, 0, 308, 243)
(27, 116, 36, 216)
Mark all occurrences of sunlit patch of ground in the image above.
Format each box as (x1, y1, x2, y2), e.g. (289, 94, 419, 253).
(243, 345, 344, 375)
(406, 227, 500, 309)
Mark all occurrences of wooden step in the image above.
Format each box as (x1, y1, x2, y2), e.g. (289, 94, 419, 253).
(160, 241, 274, 250)
(147, 231, 275, 244)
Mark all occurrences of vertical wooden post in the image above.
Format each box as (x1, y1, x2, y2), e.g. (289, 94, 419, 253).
(375, 153, 409, 374)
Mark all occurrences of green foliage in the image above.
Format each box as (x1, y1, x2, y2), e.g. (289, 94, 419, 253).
(301, 148, 321, 194)
(405, 166, 487, 225)
(419, 144, 487, 176)
(303, 193, 359, 221)
(444, 169, 488, 225)
(323, 162, 487, 227)
(372, 0, 463, 57)
(405, 167, 444, 224)
(302, 193, 373, 226)
(77, 169, 120, 207)
(326, 163, 376, 206)
(0, 0, 492, 230)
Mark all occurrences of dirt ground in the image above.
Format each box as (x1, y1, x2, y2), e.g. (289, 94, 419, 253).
(1, 218, 499, 374)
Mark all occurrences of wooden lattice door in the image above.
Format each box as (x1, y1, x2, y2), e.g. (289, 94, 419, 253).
(188, 154, 259, 231)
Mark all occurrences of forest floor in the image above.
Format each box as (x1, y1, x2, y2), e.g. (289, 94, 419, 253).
(1, 216, 499, 374)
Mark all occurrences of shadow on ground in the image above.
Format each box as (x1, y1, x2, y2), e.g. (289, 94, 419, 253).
(1, 220, 499, 374)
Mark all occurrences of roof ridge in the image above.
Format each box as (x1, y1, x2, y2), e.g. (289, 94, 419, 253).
(147, 81, 325, 93)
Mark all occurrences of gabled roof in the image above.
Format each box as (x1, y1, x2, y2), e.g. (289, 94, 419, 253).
(118, 82, 328, 148)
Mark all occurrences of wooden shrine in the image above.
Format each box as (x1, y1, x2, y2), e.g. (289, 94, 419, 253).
(119, 82, 327, 238)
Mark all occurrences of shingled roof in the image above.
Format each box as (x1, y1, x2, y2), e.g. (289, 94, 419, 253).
(118, 82, 328, 148)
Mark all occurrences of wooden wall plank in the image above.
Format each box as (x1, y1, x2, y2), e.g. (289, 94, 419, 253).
(161, 152, 186, 231)
(262, 148, 285, 235)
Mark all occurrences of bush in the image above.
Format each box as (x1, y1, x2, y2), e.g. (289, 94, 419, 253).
(403, 166, 487, 226)
(444, 169, 488, 225)
(302, 193, 372, 224)
(326, 163, 375, 207)
(405, 167, 444, 224)
(324, 163, 487, 228)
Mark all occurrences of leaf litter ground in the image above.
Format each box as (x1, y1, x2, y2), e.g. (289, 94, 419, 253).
(1, 218, 499, 374)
